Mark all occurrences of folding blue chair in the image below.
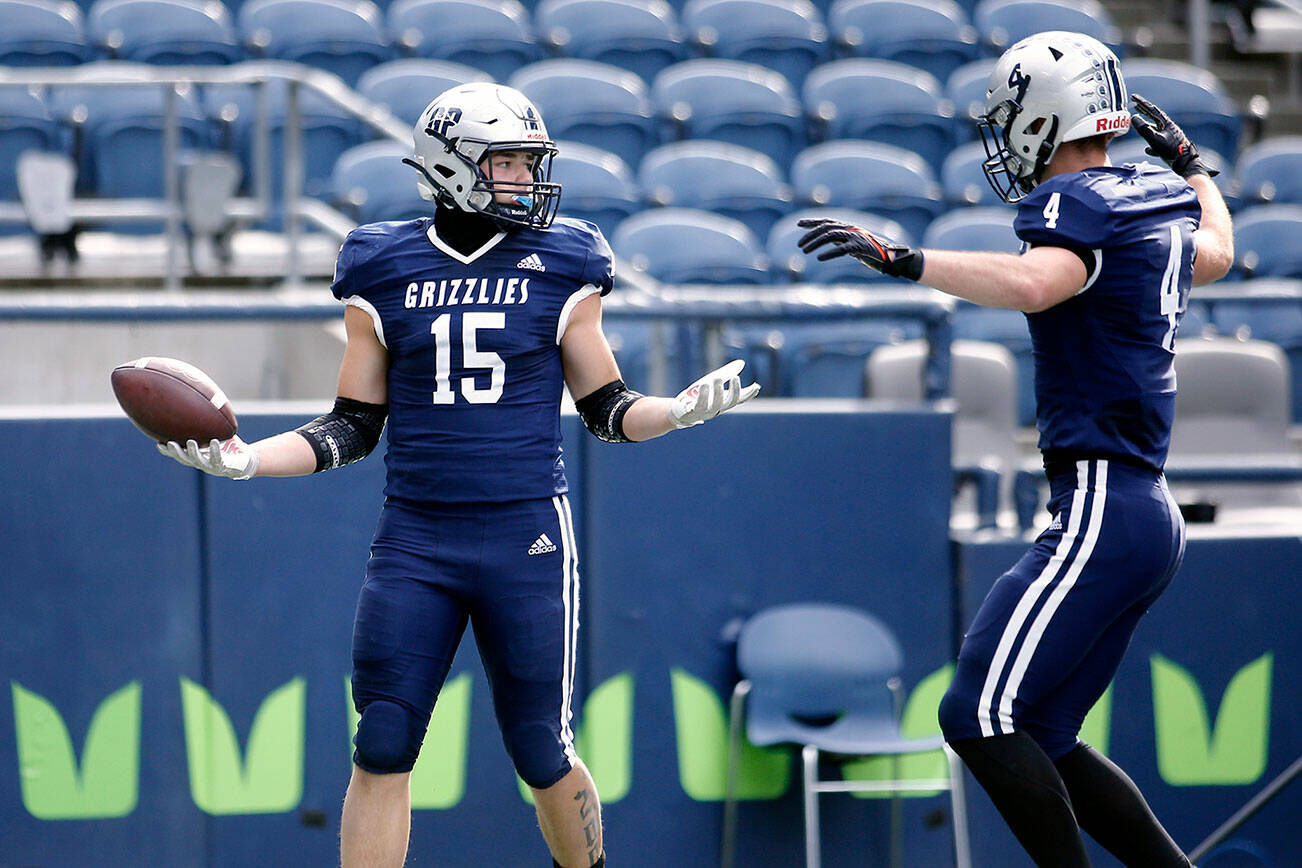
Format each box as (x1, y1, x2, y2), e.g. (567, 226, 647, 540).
(652, 58, 807, 170)
(722, 603, 971, 868)
(388, 0, 541, 83)
(88, 0, 241, 65)
(358, 59, 493, 126)
(332, 140, 431, 225)
(0, 0, 91, 65)
(240, 0, 395, 85)
(923, 206, 1019, 254)
(940, 140, 1000, 206)
(768, 206, 912, 285)
(550, 140, 641, 238)
(613, 207, 768, 284)
(972, 0, 1121, 53)
(1235, 136, 1302, 206)
(803, 58, 957, 171)
(829, 0, 980, 83)
(944, 57, 997, 131)
(638, 139, 793, 242)
(1233, 205, 1302, 279)
(0, 89, 64, 201)
(680, 0, 831, 86)
(533, 0, 690, 84)
(790, 140, 944, 241)
(510, 59, 660, 170)
(1124, 58, 1242, 160)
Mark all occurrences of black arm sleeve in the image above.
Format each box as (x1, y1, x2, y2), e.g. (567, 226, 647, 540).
(574, 379, 644, 444)
(294, 396, 388, 472)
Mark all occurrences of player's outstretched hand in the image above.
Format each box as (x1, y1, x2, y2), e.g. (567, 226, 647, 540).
(669, 360, 761, 429)
(796, 218, 924, 281)
(158, 436, 259, 480)
(1130, 93, 1218, 180)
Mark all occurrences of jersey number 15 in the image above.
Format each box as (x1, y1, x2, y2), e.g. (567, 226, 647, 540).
(430, 312, 505, 404)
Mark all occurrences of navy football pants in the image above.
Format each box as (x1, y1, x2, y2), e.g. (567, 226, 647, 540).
(940, 459, 1186, 758)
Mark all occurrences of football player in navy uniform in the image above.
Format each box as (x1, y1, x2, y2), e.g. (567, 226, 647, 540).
(798, 31, 1233, 868)
(159, 82, 759, 868)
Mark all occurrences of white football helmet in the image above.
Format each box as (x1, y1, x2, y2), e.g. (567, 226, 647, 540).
(403, 83, 561, 230)
(978, 30, 1130, 202)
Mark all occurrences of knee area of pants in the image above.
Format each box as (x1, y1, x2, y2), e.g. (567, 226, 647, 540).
(502, 722, 570, 789)
(937, 688, 976, 741)
(353, 700, 424, 774)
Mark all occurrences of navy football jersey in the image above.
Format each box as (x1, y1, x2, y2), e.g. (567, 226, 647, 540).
(1014, 162, 1200, 471)
(331, 216, 614, 502)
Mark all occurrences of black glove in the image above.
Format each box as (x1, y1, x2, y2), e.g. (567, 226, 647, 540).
(1129, 93, 1218, 179)
(795, 218, 925, 281)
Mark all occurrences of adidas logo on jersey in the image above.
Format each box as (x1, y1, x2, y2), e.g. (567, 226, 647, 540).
(528, 533, 558, 555)
(516, 253, 546, 272)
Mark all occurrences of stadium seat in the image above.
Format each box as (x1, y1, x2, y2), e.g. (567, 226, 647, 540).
(951, 303, 1035, 425)
(1123, 59, 1242, 160)
(1234, 136, 1302, 205)
(240, 0, 395, 86)
(730, 318, 922, 396)
(638, 139, 793, 241)
(680, 0, 831, 86)
(1232, 205, 1302, 279)
(331, 140, 431, 225)
(358, 60, 492, 126)
(803, 59, 957, 171)
(652, 59, 807, 170)
(532, 0, 690, 84)
(767, 206, 912, 284)
(829, 0, 980, 84)
(940, 140, 1000, 206)
(972, 0, 1122, 53)
(945, 57, 997, 130)
(613, 207, 768, 284)
(388, 0, 541, 84)
(0, 89, 64, 202)
(1209, 287, 1302, 421)
(790, 140, 944, 241)
(922, 206, 1019, 254)
(550, 140, 641, 238)
(509, 59, 660, 170)
(88, 0, 241, 65)
(0, 0, 91, 65)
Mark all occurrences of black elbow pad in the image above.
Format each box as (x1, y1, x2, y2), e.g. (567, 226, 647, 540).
(295, 397, 388, 472)
(575, 380, 643, 443)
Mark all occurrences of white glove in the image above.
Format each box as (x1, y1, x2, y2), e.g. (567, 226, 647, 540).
(668, 359, 761, 429)
(157, 437, 259, 480)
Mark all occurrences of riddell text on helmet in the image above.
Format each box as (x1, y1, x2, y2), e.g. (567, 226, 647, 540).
(1096, 115, 1131, 132)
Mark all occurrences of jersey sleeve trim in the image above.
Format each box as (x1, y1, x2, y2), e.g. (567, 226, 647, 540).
(1079, 248, 1104, 293)
(556, 284, 602, 345)
(343, 296, 387, 348)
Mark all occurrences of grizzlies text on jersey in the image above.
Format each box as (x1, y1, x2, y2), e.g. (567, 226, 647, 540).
(331, 216, 614, 502)
(1015, 161, 1200, 471)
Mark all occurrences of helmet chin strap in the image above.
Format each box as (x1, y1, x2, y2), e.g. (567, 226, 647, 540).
(1027, 115, 1062, 190)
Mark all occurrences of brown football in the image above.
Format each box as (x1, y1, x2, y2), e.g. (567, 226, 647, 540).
(110, 357, 238, 444)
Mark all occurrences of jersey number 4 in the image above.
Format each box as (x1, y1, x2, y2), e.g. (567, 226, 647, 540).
(430, 312, 505, 404)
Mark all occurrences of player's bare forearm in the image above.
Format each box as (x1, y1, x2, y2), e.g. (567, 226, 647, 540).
(919, 246, 1088, 313)
(1188, 174, 1234, 285)
(245, 430, 321, 477)
(619, 395, 676, 441)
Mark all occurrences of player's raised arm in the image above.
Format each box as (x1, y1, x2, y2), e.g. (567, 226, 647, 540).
(559, 293, 759, 442)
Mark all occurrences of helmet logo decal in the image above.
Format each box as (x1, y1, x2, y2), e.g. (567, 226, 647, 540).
(1007, 64, 1031, 104)
(427, 106, 462, 138)
(522, 105, 540, 132)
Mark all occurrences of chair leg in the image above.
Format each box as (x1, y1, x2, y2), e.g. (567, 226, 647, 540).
(802, 744, 821, 868)
(720, 681, 750, 868)
(945, 745, 973, 868)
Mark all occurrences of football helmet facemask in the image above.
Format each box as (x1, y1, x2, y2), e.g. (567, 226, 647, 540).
(404, 83, 561, 230)
(978, 30, 1130, 203)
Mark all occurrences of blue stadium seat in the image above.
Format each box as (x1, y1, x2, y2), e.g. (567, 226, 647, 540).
(358, 59, 493, 126)
(1209, 285, 1302, 421)
(510, 59, 660, 170)
(613, 207, 768, 284)
(951, 302, 1035, 425)
(803, 59, 957, 171)
(828, 0, 980, 83)
(1233, 205, 1302, 279)
(767, 206, 912, 284)
(638, 140, 793, 241)
(0, 89, 64, 201)
(945, 57, 997, 130)
(0, 0, 91, 65)
(1108, 136, 1238, 210)
(240, 0, 395, 86)
(972, 0, 1122, 53)
(332, 140, 430, 224)
(652, 59, 807, 170)
(922, 206, 1019, 253)
(550, 140, 641, 238)
(680, 0, 830, 86)
(762, 319, 925, 396)
(388, 0, 541, 83)
(533, 0, 690, 84)
(1124, 59, 1242, 160)
(790, 140, 944, 241)
(88, 0, 241, 65)
(1235, 136, 1302, 206)
(941, 139, 1000, 206)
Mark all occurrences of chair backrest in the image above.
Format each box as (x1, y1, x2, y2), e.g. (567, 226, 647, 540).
(533, 0, 688, 82)
(829, 0, 979, 82)
(681, 0, 830, 85)
(1170, 336, 1291, 454)
(88, 0, 240, 65)
(638, 139, 792, 239)
(613, 207, 768, 284)
(1122, 58, 1241, 158)
(240, 0, 393, 84)
(940, 139, 1000, 206)
(331, 139, 431, 224)
(1233, 204, 1302, 279)
(1235, 136, 1302, 205)
(738, 603, 902, 719)
(922, 206, 1019, 254)
(358, 59, 493, 125)
(0, 89, 62, 199)
(973, 0, 1120, 52)
(386, 0, 540, 81)
(550, 139, 640, 236)
(790, 139, 942, 240)
(0, 0, 90, 65)
(767, 206, 912, 284)
(945, 57, 996, 124)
